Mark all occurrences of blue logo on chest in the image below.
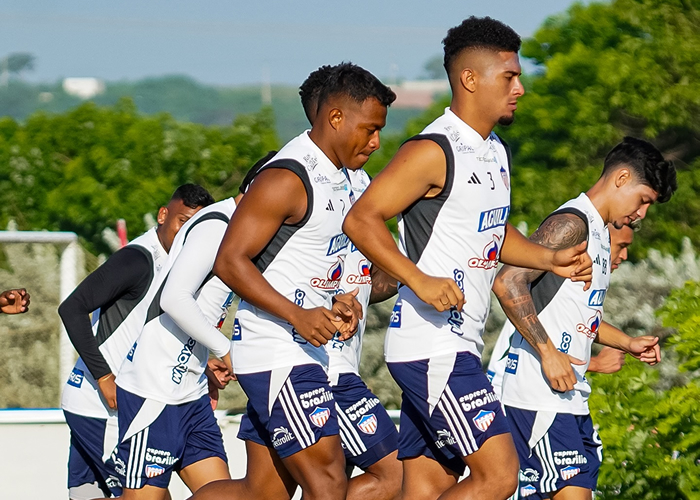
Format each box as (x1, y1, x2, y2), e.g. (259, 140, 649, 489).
(327, 233, 351, 256)
(588, 289, 606, 307)
(67, 368, 84, 388)
(478, 206, 510, 232)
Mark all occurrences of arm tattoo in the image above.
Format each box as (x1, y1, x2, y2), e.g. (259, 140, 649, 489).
(494, 213, 587, 349)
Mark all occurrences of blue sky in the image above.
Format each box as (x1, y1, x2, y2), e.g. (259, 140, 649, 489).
(1, 0, 585, 86)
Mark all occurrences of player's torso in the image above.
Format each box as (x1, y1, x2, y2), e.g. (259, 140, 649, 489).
(502, 193, 611, 414)
(233, 132, 354, 374)
(327, 169, 373, 383)
(116, 199, 236, 405)
(385, 108, 512, 363)
(61, 228, 166, 418)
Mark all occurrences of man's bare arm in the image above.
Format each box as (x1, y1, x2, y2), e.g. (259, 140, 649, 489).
(344, 140, 465, 312)
(369, 266, 398, 305)
(493, 213, 588, 392)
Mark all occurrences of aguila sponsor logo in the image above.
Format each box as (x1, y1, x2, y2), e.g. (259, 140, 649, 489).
(468, 235, 501, 270)
(478, 206, 509, 232)
(346, 259, 372, 285)
(310, 257, 344, 290)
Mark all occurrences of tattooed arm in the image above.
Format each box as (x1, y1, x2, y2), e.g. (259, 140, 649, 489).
(369, 266, 398, 305)
(492, 213, 588, 392)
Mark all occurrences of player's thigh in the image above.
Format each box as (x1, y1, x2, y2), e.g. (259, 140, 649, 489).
(178, 456, 230, 493)
(281, 435, 346, 490)
(551, 485, 593, 500)
(363, 449, 402, 479)
(401, 455, 459, 500)
(120, 484, 170, 500)
(244, 440, 298, 499)
(463, 432, 519, 483)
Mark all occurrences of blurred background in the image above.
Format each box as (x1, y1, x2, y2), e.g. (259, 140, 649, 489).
(1, 1, 699, 498)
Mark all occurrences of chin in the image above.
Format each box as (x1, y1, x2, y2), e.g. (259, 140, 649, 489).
(497, 115, 515, 127)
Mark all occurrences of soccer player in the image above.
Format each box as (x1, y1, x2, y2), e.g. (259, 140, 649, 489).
(205, 63, 396, 500)
(59, 184, 213, 500)
(343, 17, 594, 500)
(493, 137, 677, 500)
(486, 223, 635, 396)
(0, 288, 30, 314)
(112, 193, 245, 499)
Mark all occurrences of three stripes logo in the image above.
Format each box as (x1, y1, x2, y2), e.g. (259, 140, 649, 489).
(467, 172, 482, 185)
(326, 200, 334, 211)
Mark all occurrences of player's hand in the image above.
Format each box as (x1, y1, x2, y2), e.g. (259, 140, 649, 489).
(551, 242, 593, 291)
(290, 307, 340, 347)
(587, 346, 625, 374)
(627, 336, 661, 365)
(541, 349, 586, 392)
(206, 357, 234, 390)
(208, 380, 220, 411)
(332, 288, 363, 341)
(0, 288, 30, 314)
(410, 273, 465, 313)
(97, 373, 118, 411)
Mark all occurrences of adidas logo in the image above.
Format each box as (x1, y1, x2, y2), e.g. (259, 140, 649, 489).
(467, 173, 481, 185)
(326, 200, 334, 211)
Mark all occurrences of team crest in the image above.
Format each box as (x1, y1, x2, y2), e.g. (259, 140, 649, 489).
(500, 166, 509, 190)
(520, 485, 537, 497)
(560, 466, 581, 481)
(472, 409, 496, 432)
(357, 414, 378, 435)
(309, 407, 331, 427)
(145, 464, 165, 478)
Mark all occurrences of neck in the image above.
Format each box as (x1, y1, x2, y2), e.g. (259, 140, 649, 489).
(307, 128, 343, 169)
(155, 227, 170, 254)
(449, 96, 495, 140)
(585, 181, 612, 225)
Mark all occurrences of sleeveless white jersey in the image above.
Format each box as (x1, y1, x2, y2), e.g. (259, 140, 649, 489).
(501, 193, 611, 415)
(385, 108, 512, 363)
(327, 168, 372, 384)
(116, 199, 236, 405)
(486, 320, 517, 398)
(232, 131, 354, 374)
(61, 228, 167, 419)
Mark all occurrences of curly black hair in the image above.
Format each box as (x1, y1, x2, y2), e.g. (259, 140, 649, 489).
(443, 16, 521, 74)
(603, 137, 678, 203)
(315, 62, 396, 112)
(171, 184, 214, 208)
(299, 65, 334, 125)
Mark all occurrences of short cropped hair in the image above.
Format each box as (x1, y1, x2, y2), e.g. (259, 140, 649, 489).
(171, 184, 214, 208)
(603, 137, 677, 203)
(315, 62, 396, 113)
(443, 16, 521, 74)
(299, 65, 334, 124)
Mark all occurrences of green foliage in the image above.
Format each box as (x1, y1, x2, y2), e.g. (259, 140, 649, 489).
(0, 98, 279, 253)
(589, 280, 700, 499)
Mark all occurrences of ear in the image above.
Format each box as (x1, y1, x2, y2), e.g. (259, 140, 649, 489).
(329, 107, 343, 131)
(157, 207, 168, 225)
(614, 168, 632, 188)
(460, 68, 477, 93)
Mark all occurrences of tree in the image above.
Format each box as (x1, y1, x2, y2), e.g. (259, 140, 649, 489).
(0, 53, 35, 86)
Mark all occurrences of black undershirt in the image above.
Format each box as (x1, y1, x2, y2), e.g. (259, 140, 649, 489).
(58, 247, 152, 381)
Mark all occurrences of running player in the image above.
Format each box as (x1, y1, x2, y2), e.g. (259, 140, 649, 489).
(112, 193, 245, 499)
(0, 288, 30, 314)
(203, 63, 395, 500)
(486, 222, 635, 396)
(343, 17, 594, 500)
(493, 137, 677, 499)
(59, 185, 213, 500)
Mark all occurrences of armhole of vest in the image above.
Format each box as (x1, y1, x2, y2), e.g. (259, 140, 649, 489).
(257, 159, 314, 227)
(496, 134, 512, 174)
(403, 133, 455, 199)
(183, 211, 230, 243)
(240, 150, 279, 194)
(543, 207, 589, 241)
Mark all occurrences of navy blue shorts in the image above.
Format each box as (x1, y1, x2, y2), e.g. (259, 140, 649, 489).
(237, 364, 339, 459)
(64, 411, 123, 497)
(332, 373, 398, 470)
(114, 388, 227, 490)
(387, 351, 510, 475)
(506, 406, 602, 498)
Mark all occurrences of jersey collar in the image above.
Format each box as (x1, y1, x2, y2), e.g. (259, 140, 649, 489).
(444, 108, 495, 148)
(299, 131, 347, 182)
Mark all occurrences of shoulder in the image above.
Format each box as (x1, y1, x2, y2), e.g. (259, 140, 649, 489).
(530, 212, 588, 249)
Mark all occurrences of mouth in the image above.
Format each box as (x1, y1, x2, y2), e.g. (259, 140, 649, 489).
(507, 102, 518, 111)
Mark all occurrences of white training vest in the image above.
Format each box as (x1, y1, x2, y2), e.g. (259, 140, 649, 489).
(327, 168, 373, 384)
(486, 319, 517, 399)
(501, 193, 611, 415)
(61, 228, 167, 419)
(385, 108, 512, 363)
(232, 131, 354, 374)
(116, 199, 236, 405)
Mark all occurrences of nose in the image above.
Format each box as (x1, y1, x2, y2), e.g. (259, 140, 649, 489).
(514, 76, 525, 97)
(368, 130, 380, 152)
(620, 248, 628, 262)
(637, 204, 650, 219)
